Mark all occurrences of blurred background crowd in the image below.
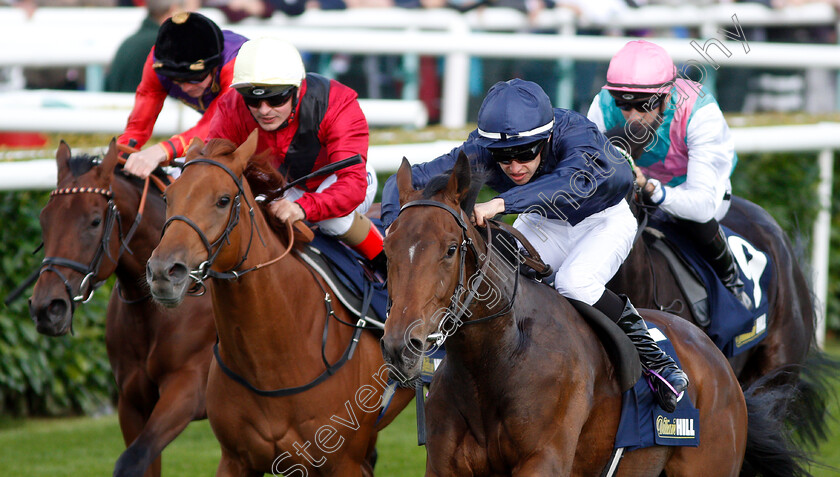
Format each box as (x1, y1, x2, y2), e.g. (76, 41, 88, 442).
(1, 0, 838, 123)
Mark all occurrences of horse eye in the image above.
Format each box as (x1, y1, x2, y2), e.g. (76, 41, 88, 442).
(91, 217, 102, 228)
(446, 244, 458, 257)
(216, 196, 231, 208)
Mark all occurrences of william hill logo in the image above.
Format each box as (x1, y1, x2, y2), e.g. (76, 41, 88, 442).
(656, 415, 695, 438)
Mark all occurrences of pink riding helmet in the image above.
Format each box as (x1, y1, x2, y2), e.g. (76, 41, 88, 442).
(603, 40, 677, 95)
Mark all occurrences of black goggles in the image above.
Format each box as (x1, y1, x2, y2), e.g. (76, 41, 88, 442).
(238, 86, 297, 108)
(613, 94, 665, 112)
(172, 72, 210, 85)
(488, 139, 547, 165)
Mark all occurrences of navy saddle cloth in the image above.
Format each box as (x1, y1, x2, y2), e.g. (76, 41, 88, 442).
(302, 221, 389, 325)
(615, 323, 700, 451)
(647, 217, 772, 357)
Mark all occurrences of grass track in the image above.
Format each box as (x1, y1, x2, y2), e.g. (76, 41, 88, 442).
(1, 345, 838, 476)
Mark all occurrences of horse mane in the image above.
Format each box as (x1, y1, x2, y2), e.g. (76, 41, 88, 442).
(67, 154, 98, 177)
(421, 165, 489, 218)
(243, 149, 287, 197)
(235, 147, 307, 250)
(64, 147, 176, 198)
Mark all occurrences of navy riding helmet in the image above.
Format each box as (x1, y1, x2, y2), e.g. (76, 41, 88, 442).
(475, 79, 555, 157)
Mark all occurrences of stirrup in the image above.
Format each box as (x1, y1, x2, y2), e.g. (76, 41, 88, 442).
(644, 368, 686, 413)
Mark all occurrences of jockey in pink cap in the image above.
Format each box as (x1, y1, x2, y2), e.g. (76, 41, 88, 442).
(588, 40, 752, 310)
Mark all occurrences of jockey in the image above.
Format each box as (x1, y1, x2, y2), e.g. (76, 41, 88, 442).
(587, 40, 752, 309)
(381, 79, 689, 413)
(207, 37, 386, 273)
(120, 12, 247, 179)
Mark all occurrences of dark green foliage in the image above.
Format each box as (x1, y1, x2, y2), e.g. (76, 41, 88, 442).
(732, 151, 834, 329)
(0, 191, 115, 416)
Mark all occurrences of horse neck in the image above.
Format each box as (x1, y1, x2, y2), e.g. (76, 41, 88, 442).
(110, 177, 165, 290)
(443, 237, 521, 375)
(209, 192, 322, 369)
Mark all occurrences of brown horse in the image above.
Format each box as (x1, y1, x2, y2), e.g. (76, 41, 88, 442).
(380, 154, 809, 476)
(28, 140, 215, 477)
(611, 197, 814, 386)
(145, 131, 414, 476)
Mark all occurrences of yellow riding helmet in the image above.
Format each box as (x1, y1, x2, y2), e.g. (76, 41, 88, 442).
(231, 37, 305, 90)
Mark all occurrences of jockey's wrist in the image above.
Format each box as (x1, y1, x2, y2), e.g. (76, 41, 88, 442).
(296, 202, 307, 221)
(647, 179, 666, 205)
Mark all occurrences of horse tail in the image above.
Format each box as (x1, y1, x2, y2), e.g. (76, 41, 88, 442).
(740, 368, 819, 477)
(786, 348, 840, 449)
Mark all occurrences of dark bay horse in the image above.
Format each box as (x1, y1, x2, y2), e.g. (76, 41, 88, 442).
(28, 140, 216, 477)
(146, 131, 414, 476)
(380, 155, 809, 476)
(610, 196, 814, 387)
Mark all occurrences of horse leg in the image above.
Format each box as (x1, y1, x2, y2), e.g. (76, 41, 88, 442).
(215, 448, 261, 477)
(114, 371, 206, 477)
(512, 451, 568, 476)
(113, 373, 159, 477)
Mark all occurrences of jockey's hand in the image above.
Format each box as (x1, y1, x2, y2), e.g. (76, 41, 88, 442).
(269, 198, 306, 224)
(634, 168, 656, 197)
(124, 144, 167, 179)
(472, 198, 505, 228)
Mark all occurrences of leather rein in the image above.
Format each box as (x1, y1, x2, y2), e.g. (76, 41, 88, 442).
(397, 199, 551, 346)
(4, 149, 164, 309)
(166, 157, 366, 397)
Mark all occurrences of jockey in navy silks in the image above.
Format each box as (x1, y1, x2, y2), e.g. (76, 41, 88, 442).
(588, 40, 752, 310)
(382, 79, 689, 413)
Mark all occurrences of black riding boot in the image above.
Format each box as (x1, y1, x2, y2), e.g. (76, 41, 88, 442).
(369, 250, 388, 280)
(617, 297, 690, 413)
(701, 225, 752, 309)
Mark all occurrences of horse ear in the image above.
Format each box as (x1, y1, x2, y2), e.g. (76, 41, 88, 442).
(232, 129, 259, 172)
(97, 138, 119, 182)
(55, 140, 72, 183)
(445, 151, 471, 204)
(396, 157, 414, 206)
(185, 137, 204, 162)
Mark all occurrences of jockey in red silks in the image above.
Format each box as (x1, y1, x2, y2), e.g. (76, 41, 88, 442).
(588, 40, 752, 309)
(119, 12, 247, 179)
(207, 37, 386, 273)
(381, 79, 689, 413)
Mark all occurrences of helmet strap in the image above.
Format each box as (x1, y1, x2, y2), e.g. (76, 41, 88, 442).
(275, 89, 300, 130)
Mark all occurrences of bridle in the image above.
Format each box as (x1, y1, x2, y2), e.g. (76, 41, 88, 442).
(38, 187, 121, 310)
(161, 158, 291, 294)
(396, 199, 548, 346)
(164, 157, 366, 398)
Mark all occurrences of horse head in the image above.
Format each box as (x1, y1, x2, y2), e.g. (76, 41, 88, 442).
(147, 130, 260, 307)
(30, 139, 122, 336)
(380, 152, 486, 380)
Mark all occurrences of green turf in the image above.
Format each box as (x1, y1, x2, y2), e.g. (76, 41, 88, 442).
(1, 347, 839, 476)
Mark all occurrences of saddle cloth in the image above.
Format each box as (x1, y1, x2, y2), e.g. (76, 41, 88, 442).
(297, 225, 389, 327)
(645, 219, 772, 358)
(614, 323, 700, 452)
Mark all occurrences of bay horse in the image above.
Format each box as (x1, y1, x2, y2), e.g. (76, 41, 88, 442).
(380, 154, 810, 476)
(28, 140, 216, 477)
(145, 131, 414, 476)
(610, 196, 814, 388)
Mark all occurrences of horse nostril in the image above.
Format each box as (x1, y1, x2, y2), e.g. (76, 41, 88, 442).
(408, 338, 424, 356)
(168, 263, 188, 282)
(47, 298, 67, 318)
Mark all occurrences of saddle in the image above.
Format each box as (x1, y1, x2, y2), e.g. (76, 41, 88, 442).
(487, 220, 642, 393)
(297, 227, 389, 331)
(643, 219, 771, 357)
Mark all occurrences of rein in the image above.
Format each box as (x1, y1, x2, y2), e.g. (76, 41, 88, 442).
(397, 199, 550, 346)
(171, 158, 367, 397)
(161, 158, 294, 295)
(4, 147, 167, 307)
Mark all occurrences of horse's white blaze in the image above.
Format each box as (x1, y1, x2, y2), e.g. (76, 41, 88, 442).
(408, 242, 418, 263)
